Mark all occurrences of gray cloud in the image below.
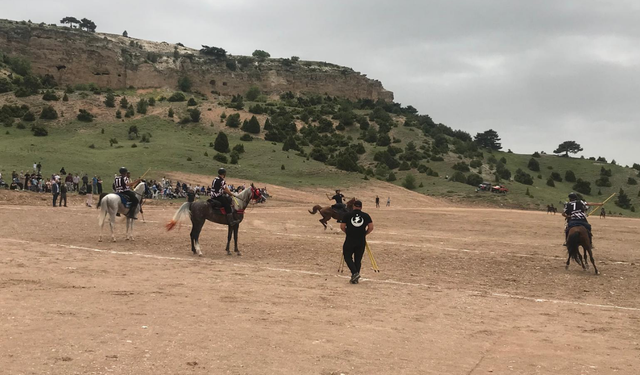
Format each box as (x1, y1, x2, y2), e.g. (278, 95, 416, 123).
(4, 0, 639, 164)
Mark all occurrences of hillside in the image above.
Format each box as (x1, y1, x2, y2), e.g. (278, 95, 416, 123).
(1, 19, 639, 218)
(0, 19, 392, 101)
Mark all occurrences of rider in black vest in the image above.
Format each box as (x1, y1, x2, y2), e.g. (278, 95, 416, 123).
(114, 167, 140, 219)
(563, 192, 603, 247)
(209, 168, 240, 226)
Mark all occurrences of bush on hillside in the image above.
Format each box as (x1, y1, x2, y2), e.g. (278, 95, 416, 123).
(550, 172, 562, 182)
(564, 170, 576, 183)
(189, 108, 201, 122)
(249, 104, 266, 114)
(546, 177, 555, 187)
(168, 108, 174, 118)
(600, 167, 612, 177)
(120, 96, 129, 108)
(213, 153, 228, 164)
(22, 111, 35, 122)
(214, 132, 230, 153)
(402, 174, 417, 190)
(246, 86, 261, 101)
(77, 109, 94, 122)
(178, 76, 192, 92)
(527, 157, 540, 172)
(241, 115, 261, 134)
(42, 90, 59, 101)
(136, 98, 149, 114)
(104, 92, 115, 107)
(469, 159, 482, 169)
(615, 188, 631, 209)
(450, 171, 467, 183)
(532, 151, 541, 158)
(495, 162, 511, 180)
(39, 105, 58, 120)
(232, 144, 245, 154)
(572, 179, 591, 195)
(514, 168, 534, 185)
(387, 172, 397, 182)
(225, 113, 241, 128)
(31, 124, 48, 136)
(595, 176, 612, 187)
(466, 173, 483, 186)
(187, 98, 197, 106)
(628, 177, 637, 185)
(168, 92, 187, 102)
(452, 161, 470, 172)
(240, 134, 253, 142)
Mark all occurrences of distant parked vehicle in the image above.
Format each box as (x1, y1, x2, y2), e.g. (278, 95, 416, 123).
(478, 182, 492, 191)
(491, 185, 509, 194)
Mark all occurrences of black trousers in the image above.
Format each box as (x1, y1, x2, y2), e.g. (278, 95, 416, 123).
(52, 193, 59, 207)
(211, 195, 232, 213)
(59, 194, 67, 207)
(343, 241, 366, 275)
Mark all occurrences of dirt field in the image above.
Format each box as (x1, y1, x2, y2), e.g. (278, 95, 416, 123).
(1, 184, 640, 375)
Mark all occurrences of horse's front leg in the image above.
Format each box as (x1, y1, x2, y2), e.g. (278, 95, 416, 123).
(234, 225, 241, 256)
(225, 226, 233, 255)
(129, 217, 135, 241)
(583, 248, 589, 270)
(565, 254, 571, 270)
(110, 213, 116, 242)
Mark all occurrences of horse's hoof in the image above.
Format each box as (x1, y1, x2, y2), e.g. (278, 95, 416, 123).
(98, 239, 102, 243)
(226, 252, 232, 256)
(236, 252, 242, 256)
(565, 265, 569, 270)
(198, 253, 203, 257)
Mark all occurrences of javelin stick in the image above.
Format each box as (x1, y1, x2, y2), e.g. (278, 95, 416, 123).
(587, 193, 616, 217)
(139, 167, 151, 180)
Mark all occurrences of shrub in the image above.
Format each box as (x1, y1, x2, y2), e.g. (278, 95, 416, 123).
(615, 188, 631, 209)
(282, 136, 300, 152)
(564, 170, 576, 183)
(600, 167, 612, 177)
(532, 151, 541, 158)
(466, 173, 483, 186)
(402, 174, 417, 190)
(148, 97, 156, 106)
(77, 109, 94, 122)
(246, 86, 261, 101)
(225, 113, 241, 128)
(281, 164, 285, 170)
(104, 92, 115, 107)
(189, 108, 201, 122)
(241, 115, 261, 133)
(140, 133, 152, 143)
(178, 76, 192, 92)
(469, 159, 482, 169)
(42, 90, 59, 101)
(39, 105, 58, 120)
(450, 171, 466, 183)
(514, 168, 534, 185)
(136, 98, 149, 114)
(310, 147, 329, 162)
(232, 144, 245, 154)
(22, 111, 35, 122)
(214, 132, 230, 153)
(62, 93, 69, 102)
(249, 104, 266, 114)
(240, 134, 253, 142)
(120, 96, 129, 108)
(387, 172, 397, 182)
(252, 50, 270, 60)
(125, 105, 135, 118)
(572, 179, 591, 195)
(452, 162, 470, 172)
(495, 162, 511, 180)
(88, 143, 95, 149)
(116, 109, 122, 119)
(230, 151, 239, 164)
(550, 172, 562, 182)
(187, 97, 197, 106)
(0, 77, 12, 93)
(595, 176, 612, 187)
(168, 108, 174, 118)
(527, 157, 540, 172)
(131, 143, 137, 148)
(31, 125, 48, 136)
(168, 92, 187, 102)
(213, 153, 228, 163)
(628, 177, 637, 185)
(16, 122, 25, 129)
(109, 138, 118, 147)
(546, 177, 555, 187)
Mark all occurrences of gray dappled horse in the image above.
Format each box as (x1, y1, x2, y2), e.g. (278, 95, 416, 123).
(97, 182, 146, 242)
(166, 184, 258, 256)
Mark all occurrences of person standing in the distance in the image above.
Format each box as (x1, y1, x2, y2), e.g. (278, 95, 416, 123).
(59, 182, 68, 207)
(51, 179, 60, 207)
(209, 168, 240, 226)
(340, 200, 374, 284)
(375, 195, 380, 208)
(386, 197, 391, 207)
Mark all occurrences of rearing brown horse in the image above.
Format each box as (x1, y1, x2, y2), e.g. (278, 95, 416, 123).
(309, 197, 356, 230)
(565, 225, 598, 275)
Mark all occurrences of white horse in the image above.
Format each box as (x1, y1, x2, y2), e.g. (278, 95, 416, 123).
(97, 182, 146, 242)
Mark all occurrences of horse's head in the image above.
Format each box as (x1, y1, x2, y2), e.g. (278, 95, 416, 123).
(133, 181, 146, 196)
(346, 197, 357, 208)
(250, 183, 262, 201)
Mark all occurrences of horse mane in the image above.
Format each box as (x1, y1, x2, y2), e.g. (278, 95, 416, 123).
(346, 197, 356, 208)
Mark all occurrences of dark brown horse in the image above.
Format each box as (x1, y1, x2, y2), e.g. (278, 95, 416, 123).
(166, 184, 259, 256)
(566, 225, 598, 275)
(309, 197, 356, 230)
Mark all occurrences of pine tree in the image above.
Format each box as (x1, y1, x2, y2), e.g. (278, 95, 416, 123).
(214, 132, 230, 153)
(120, 96, 129, 109)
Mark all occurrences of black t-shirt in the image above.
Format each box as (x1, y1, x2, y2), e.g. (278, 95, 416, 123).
(342, 210, 372, 242)
(332, 193, 344, 205)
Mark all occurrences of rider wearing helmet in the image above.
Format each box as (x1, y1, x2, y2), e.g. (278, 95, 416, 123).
(210, 168, 240, 226)
(114, 167, 141, 219)
(563, 192, 603, 247)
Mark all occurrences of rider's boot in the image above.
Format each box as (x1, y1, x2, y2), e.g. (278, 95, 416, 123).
(127, 208, 137, 220)
(226, 213, 239, 226)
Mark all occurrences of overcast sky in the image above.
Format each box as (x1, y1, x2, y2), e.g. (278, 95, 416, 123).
(3, 0, 638, 165)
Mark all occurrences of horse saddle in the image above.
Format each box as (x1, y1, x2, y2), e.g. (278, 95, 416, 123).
(207, 198, 229, 215)
(117, 193, 132, 208)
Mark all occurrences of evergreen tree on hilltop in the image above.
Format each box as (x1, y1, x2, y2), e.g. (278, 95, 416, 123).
(474, 129, 502, 150)
(553, 141, 583, 157)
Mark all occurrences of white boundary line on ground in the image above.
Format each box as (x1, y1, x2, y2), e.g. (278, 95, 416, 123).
(4, 238, 639, 313)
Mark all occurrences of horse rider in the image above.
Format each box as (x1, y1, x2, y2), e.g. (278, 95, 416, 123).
(562, 192, 603, 247)
(209, 168, 240, 226)
(114, 167, 141, 219)
(328, 189, 346, 211)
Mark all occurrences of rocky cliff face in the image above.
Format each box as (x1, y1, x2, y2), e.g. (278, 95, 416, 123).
(0, 20, 393, 101)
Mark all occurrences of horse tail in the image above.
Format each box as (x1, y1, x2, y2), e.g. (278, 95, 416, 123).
(567, 231, 582, 263)
(96, 193, 108, 209)
(309, 205, 323, 214)
(166, 202, 192, 231)
(98, 198, 108, 227)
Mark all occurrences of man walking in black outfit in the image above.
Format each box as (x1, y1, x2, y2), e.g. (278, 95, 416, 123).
(340, 200, 374, 284)
(59, 182, 67, 207)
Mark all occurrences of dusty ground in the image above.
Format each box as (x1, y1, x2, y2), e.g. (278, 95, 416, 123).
(1, 185, 640, 375)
